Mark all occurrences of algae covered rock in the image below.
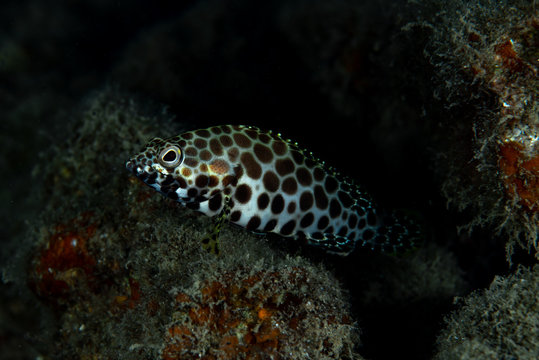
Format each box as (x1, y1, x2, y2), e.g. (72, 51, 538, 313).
(421, 0, 539, 259)
(434, 265, 539, 360)
(163, 259, 359, 360)
(23, 87, 362, 359)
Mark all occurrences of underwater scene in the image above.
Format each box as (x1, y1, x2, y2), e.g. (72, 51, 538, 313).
(0, 0, 537, 359)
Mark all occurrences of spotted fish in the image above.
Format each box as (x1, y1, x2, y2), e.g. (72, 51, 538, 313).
(126, 125, 421, 255)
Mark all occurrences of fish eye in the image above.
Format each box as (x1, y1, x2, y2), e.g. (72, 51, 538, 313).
(159, 145, 182, 168)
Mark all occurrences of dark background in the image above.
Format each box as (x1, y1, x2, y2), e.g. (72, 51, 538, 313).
(1, 0, 528, 359)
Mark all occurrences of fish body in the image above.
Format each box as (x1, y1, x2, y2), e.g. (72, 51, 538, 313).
(126, 125, 419, 255)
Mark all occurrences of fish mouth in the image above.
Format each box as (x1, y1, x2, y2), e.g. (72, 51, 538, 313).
(126, 159, 145, 175)
(125, 160, 147, 181)
(125, 160, 135, 172)
(126, 160, 159, 186)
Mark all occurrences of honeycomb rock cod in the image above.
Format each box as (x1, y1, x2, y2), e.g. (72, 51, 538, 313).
(126, 125, 420, 255)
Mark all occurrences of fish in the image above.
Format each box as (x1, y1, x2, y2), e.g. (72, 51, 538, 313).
(126, 125, 421, 255)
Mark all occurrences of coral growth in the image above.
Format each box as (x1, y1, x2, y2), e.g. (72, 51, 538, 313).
(487, 19, 539, 215)
(434, 265, 539, 359)
(20, 88, 186, 358)
(28, 212, 98, 304)
(14, 87, 362, 359)
(163, 265, 358, 360)
(424, 0, 539, 258)
(499, 141, 539, 212)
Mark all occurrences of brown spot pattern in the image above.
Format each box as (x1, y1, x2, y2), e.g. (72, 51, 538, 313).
(184, 158, 199, 167)
(208, 193, 222, 211)
(230, 211, 241, 222)
(235, 184, 252, 204)
(325, 176, 339, 193)
(264, 219, 277, 232)
(227, 148, 239, 162)
(220, 135, 233, 147)
(253, 144, 273, 163)
(222, 175, 237, 187)
(208, 175, 219, 187)
(187, 188, 198, 198)
(290, 150, 303, 165)
(200, 150, 212, 161)
(177, 177, 188, 189)
(233, 164, 243, 178)
(233, 133, 252, 148)
(194, 138, 207, 149)
(210, 126, 222, 135)
(317, 216, 329, 230)
(259, 133, 271, 144)
(314, 185, 329, 209)
(296, 167, 312, 186)
(313, 167, 325, 181)
(287, 202, 296, 214)
(241, 152, 262, 179)
(276, 158, 295, 176)
(195, 175, 209, 188)
(257, 193, 270, 210)
(281, 220, 296, 235)
(299, 191, 314, 211)
(272, 140, 287, 156)
(195, 129, 211, 138)
(181, 132, 193, 140)
(209, 159, 229, 174)
(329, 199, 342, 218)
(338, 191, 354, 208)
(130, 126, 385, 251)
(245, 129, 258, 140)
(300, 213, 314, 227)
(209, 139, 223, 156)
(263, 171, 280, 192)
(222, 126, 232, 134)
(282, 177, 298, 195)
(271, 194, 285, 214)
(246, 216, 261, 231)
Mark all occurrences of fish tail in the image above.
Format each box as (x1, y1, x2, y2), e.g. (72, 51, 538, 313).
(365, 209, 423, 255)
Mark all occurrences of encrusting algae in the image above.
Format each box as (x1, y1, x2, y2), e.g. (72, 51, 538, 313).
(163, 265, 358, 360)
